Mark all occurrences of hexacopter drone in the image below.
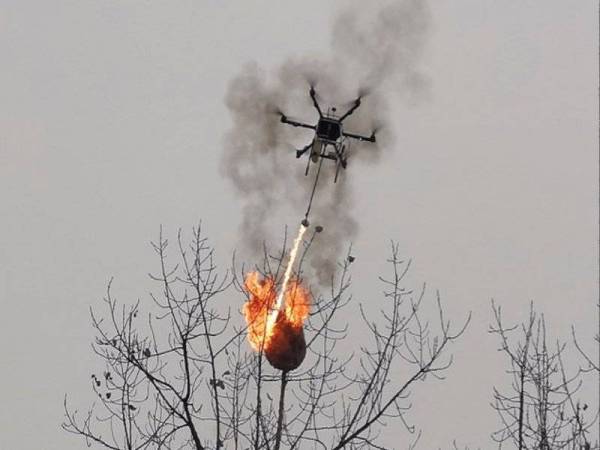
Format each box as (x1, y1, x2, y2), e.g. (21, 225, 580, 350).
(279, 86, 377, 183)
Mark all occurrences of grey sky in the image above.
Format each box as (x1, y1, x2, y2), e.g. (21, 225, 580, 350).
(0, 1, 597, 449)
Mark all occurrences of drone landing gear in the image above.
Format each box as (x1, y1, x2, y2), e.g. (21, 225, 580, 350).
(300, 142, 347, 182)
(334, 161, 341, 183)
(334, 156, 347, 183)
(304, 142, 323, 176)
(333, 144, 347, 183)
(305, 152, 311, 176)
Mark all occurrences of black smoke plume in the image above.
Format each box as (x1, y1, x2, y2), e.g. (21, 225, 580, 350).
(221, 0, 430, 284)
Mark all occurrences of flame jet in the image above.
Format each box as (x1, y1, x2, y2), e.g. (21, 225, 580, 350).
(243, 223, 310, 372)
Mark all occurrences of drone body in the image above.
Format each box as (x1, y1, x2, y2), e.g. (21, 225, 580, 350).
(279, 86, 376, 183)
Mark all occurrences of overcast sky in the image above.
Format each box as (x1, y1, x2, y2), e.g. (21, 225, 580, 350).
(0, 1, 598, 449)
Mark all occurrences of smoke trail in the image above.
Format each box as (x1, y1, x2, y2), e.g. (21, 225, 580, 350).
(221, 0, 431, 284)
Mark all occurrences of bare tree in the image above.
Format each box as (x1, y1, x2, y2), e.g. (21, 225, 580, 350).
(439, 441, 482, 450)
(63, 225, 469, 449)
(572, 299, 600, 450)
(489, 302, 595, 450)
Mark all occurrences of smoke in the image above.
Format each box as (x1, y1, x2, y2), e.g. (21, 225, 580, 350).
(221, 0, 431, 284)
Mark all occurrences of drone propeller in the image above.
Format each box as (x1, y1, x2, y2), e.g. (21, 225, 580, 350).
(302, 72, 319, 90)
(339, 98, 358, 110)
(338, 86, 371, 108)
(368, 120, 384, 141)
(267, 105, 286, 118)
(371, 119, 384, 134)
(270, 106, 303, 124)
(357, 85, 372, 99)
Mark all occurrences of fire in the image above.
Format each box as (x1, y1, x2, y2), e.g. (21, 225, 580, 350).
(243, 271, 311, 371)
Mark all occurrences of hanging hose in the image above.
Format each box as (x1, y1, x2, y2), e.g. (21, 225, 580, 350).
(303, 155, 324, 224)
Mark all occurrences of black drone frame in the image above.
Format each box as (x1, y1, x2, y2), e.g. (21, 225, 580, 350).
(279, 86, 376, 143)
(279, 87, 377, 183)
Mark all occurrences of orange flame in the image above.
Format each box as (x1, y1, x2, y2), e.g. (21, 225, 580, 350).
(243, 271, 311, 352)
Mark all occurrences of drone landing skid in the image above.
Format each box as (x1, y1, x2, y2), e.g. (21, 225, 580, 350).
(305, 152, 311, 176)
(301, 144, 346, 183)
(303, 142, 323, 176)
(334, 160, 341, 183)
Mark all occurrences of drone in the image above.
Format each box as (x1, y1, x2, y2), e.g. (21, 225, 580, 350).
(279, 86, 377, 183)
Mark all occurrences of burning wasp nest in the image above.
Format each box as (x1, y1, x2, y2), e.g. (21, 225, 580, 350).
(243, 272, 311, 372)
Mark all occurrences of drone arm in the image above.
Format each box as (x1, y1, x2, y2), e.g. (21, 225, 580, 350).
(344, 131, 376, 143)
(280, 115, 316, 130)
(338, 98, 361, 121)
(309, 87, 323, 117)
